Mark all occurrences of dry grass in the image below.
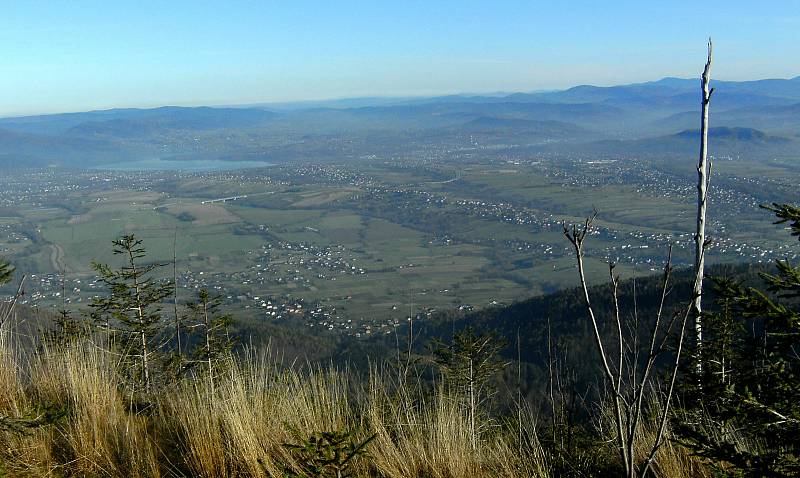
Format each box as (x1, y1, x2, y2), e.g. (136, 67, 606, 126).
(0, 325, 711, 477)
(165, 352, 354, 477)
(593, 392, 719, 478)
(365, 370, 550, 478)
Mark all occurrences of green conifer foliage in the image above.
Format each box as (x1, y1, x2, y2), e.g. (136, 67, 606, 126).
(90, 234, 172, 395)
(0, 259, 13, 286)
(279, 429, 376, 478)
(677, 203, 800, 477)
(431, 327, 508, 449)
(186, 288, 234, 395)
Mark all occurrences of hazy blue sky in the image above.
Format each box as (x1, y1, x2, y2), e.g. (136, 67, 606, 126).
(1, 1, 798, 116)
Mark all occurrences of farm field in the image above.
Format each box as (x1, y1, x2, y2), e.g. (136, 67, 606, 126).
(0, 156, 796, 334)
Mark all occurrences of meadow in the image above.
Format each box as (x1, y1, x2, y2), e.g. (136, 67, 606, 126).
(0, 328, 709, 478)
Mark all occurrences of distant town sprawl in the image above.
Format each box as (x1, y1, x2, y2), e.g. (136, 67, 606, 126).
(1, 151, 796, 337)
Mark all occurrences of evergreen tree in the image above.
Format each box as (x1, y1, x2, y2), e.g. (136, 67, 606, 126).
(90, 235, 172, 395)
(43, 308, 87, 348)
(431, 328, 508, 449)
(186, 288, 234, 396)
(0, 258, 13, 286)
(677, 203, 800, 477)
(43, 272, 87, 348)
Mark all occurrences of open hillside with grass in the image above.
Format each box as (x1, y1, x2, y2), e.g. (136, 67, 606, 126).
(0, 200, 797, 477)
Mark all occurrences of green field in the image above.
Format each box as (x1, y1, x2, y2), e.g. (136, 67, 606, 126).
(1, 159, 794, 325)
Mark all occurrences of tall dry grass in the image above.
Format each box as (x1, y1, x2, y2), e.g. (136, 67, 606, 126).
(594, 391, 724, 478)
(0, 323, 713, 478)
(365, 368, 549, 478)
(9, 338, 162, 477)
(164, 351, 355, 477)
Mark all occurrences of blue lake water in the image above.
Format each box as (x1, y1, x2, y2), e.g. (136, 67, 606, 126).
(95, 159, 273, 172)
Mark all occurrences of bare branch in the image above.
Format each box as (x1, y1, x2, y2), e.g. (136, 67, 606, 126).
(0, 275, 26, 328)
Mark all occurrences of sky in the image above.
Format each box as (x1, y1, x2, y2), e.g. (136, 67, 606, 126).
(1, 0, 798, 116)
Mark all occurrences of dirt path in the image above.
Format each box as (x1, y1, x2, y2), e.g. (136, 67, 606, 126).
(48, 244, 67, 273)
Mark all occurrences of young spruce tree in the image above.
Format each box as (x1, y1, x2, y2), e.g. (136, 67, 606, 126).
(0, 258, 12, 286)
(186, 288, 234, 397)
(90, 234, 172, 395)
(677, 203, 800, 477)
(431, 327, 508, 450)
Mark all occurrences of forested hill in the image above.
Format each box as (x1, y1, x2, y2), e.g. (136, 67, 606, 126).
(5, 260, 776, 413)
(413, 262, 768, 365)
(278, 261, 772, 372)
(14, 261, 770, 371)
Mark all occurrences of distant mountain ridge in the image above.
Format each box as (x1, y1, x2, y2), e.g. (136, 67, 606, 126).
(0, 75, 797, 168)
(64, 107, 277, 139)
(0, 106, 277, 136)
(673, 126, 785, 142)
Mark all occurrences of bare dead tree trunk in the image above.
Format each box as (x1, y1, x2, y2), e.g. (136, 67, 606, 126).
(560, 41, 716, 477)
(547, 316, 557, 448)
(694, 39, 714, 365)
(469, 358, 476, 450)
(203, 297, 214, 399)
(517, 327, 523, 456)
(128, 249, 151, 395)
(173, 228, 181, 355)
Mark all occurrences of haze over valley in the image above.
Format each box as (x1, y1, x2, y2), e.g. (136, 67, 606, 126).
(2, 3, 800, 476)
(1, 75, 797, 337)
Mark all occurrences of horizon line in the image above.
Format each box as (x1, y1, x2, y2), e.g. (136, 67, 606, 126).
(2, 73, 798, 120)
